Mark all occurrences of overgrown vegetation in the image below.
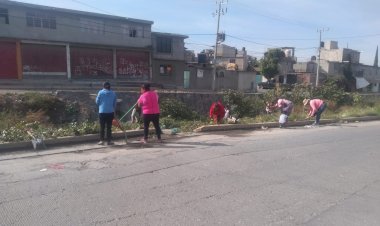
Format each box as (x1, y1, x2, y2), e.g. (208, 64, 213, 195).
(260, 48, 286, 80)
(1, 83, 380, 143)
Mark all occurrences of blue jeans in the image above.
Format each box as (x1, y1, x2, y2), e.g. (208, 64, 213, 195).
(314, 103, 327, 124)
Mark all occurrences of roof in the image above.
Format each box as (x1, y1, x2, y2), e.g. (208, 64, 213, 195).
(2, 0, 153, 25)
(152, 32, 188, 39)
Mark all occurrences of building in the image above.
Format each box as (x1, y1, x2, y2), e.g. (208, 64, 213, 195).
(0, 0, 188, 88)
(185, 44, 256, 91)
(151, 32, 188, 88)
(294, 41, 380, 91)
(215, 44, 249, 71)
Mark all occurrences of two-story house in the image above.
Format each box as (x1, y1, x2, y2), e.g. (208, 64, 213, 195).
(0, 0, 188, 88)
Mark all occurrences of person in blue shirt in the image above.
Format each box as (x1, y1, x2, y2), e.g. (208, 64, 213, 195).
(96, 81, 117, 145)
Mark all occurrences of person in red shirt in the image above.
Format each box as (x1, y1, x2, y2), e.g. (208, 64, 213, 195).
(209, 101, 225, 124)
(303, 98, 327, 125)
(137, 84, 162, 143)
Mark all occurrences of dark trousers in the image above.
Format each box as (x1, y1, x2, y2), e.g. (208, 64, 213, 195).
(314, 103, 327, 124)
(282, 103, 294, 116)
(143, 114, 161, 140)
(99, 113, 114, 142)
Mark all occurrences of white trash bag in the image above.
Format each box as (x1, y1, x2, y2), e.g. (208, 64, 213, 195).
(279, 114, 288, 124)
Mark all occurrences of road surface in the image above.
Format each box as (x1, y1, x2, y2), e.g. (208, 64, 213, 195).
(1, 121, 380, 225)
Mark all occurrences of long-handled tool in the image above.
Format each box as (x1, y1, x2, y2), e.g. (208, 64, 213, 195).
(119, 102, 137, 122)
(112, 102, 138, 144)
(112, 117, 128, 144)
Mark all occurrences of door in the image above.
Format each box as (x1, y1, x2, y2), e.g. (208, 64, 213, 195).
(184, 70, 190, 89)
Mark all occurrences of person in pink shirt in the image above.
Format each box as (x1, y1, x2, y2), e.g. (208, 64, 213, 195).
(137, 83, 161, 143)
(303, 98, 327, 125)
(273, 98, 293, 128)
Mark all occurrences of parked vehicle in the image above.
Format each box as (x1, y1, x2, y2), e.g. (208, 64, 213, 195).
(258, 81, 275, 89)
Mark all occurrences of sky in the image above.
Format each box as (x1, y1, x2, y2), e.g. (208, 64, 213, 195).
(9, 0, 380, 65)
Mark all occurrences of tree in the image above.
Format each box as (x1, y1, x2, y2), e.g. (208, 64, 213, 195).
(246, 55, 259, 71)
(260, 48, 285, 80)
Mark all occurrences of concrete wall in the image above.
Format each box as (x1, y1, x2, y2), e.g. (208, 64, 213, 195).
(152, 59, 186, 88)
(320, 43, 360, 64)
(187, 66, 213, 90)
(342, 49, 360, 63)
(238, 71, 256, 91)
(320, 49, 342, 62)
(217, 44, 236, 58)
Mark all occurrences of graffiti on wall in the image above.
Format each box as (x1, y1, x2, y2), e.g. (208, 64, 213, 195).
(73, 56, 113, 76)
(117, 51, 149, 78)
(71, 47, 113, 76)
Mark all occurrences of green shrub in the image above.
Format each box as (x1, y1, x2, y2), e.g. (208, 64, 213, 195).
(223, 89, 262, 118)
(160, 117, 181, 129)
(0, 121, 29, 142)
(160, 98, 198, 120)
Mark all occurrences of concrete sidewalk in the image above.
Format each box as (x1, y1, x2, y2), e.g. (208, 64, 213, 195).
(1, 116, 379, 154)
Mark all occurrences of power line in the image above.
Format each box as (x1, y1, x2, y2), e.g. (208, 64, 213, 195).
(70, 0, 115, 15)
(185, 42, 213, 47)
(226, 34, 279, 47)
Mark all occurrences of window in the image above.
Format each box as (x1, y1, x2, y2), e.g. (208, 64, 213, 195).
(121, 24, 141, 38)
(156, 37, 172, 54)
(129, 28, 137, 37)
(0, 8, 9, 24)
(26, 12, 56, 29)
(159, 65, 172, 75)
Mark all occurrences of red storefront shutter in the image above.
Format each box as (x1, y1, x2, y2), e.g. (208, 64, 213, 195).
(116, 50, 149, 79)
(71, 47, 113, 77)
(21, 44, 66, 73)
(0, 41, 18, 79)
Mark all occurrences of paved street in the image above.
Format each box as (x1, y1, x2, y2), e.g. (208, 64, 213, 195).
(1, 121, 380, 226)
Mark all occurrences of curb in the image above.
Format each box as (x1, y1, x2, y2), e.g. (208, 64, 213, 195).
(194, 116, 380, 132)
(1, 116, 379, 152)
(0, 130, 145, 152)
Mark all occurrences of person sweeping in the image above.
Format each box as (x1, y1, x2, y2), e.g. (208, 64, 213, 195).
(137, 83, 162, 144)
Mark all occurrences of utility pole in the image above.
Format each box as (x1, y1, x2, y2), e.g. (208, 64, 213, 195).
(316, 28, 328, 87)
(212, 0, 227, 91)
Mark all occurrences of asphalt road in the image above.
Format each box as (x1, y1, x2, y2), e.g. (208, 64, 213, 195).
(1, 121, 380, 226)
